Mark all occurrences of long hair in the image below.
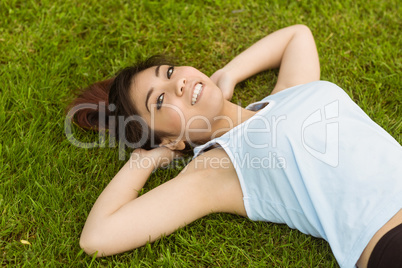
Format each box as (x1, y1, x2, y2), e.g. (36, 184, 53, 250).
(68, 56, 174, 150)
(67, 77, 114, 130)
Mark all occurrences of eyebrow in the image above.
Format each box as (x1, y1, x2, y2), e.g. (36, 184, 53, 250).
(145, 88, 153, 113)
(145, 65, 161, 112)
(155, 65, 161, 77)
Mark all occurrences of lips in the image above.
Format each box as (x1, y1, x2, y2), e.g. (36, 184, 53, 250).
(191, 83, 203, 105)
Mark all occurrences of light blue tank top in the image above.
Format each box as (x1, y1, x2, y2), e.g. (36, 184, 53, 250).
(193, 81, 402, 268)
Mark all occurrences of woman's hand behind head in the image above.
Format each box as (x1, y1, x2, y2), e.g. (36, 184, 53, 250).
(131, 147, 183, 170)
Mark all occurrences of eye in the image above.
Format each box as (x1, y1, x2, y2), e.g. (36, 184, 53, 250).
(167, 66, 174, 79)
(156, 93, 164, 110)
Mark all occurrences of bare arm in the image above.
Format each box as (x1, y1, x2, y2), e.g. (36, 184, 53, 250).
(80, 148, 245, 256)
(210, 24, 320, 98)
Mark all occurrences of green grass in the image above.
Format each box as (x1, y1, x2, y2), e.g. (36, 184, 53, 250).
(1, 0, 400, 266)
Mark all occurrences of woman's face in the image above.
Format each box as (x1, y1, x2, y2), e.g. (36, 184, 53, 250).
(130, 65, 224, 145)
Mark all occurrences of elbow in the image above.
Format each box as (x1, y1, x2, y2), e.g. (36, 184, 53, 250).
(293, 24, 314, 37)
(80, 233, 101, 257)
(79, 228, 109, 257)
(294, 24, 311, 31)
(287, 24, 314, 39)
(79, 224, 141, 257)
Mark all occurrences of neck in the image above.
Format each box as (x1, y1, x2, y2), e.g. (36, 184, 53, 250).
(209, 100, 256, 139)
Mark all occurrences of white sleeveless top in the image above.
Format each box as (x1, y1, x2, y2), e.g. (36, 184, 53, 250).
(193, 81, 402, 268)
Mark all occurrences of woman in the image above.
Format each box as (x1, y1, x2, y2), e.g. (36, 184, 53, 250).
(71, 25, 402, 268)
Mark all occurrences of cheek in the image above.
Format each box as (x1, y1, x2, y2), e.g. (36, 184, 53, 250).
(157, 107, 185, 133)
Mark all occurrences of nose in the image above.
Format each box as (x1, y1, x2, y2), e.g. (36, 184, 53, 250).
(175, 78, 186, 97)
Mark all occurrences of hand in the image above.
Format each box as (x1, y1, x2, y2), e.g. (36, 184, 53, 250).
(210, 69, 236, 101)
(130, 147, 182, 170)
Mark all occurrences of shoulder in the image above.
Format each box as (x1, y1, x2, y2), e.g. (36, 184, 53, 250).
(262, 81, 348, 106)
(271, 80, 343, 95)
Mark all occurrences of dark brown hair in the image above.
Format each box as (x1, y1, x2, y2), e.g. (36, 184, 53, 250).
(67, 77, 114, 130)
(68, 56, 176, 150)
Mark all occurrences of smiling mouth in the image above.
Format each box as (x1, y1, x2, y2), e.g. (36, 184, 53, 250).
(191, 83, 203, 105)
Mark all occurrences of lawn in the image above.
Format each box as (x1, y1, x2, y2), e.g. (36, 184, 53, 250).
(0, 0, 400, 266)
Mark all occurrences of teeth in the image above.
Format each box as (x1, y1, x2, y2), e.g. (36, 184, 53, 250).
(191, 83, 203, 105)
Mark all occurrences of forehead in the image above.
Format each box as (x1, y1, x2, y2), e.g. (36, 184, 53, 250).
(130, 66, 158, 117)
(132, 66, 157, 95)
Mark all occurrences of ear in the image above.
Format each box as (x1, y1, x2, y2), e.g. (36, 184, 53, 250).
(160, 139, 186, 151)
